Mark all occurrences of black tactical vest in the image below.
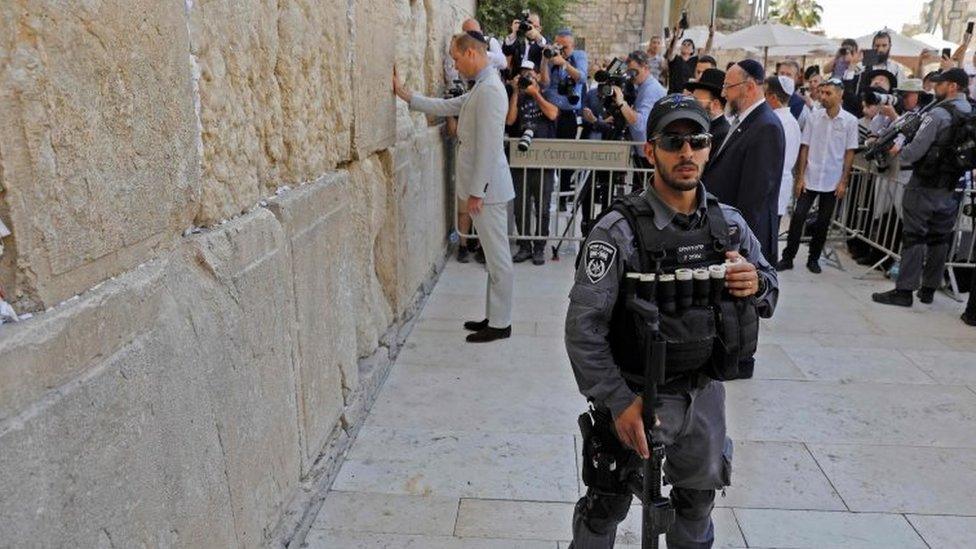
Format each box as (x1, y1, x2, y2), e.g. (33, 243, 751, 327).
(605, 193, 743, 385)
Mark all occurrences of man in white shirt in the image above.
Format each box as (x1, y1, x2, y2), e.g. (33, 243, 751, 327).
(764, 76, 802, 225)
(777, 78, 859, 273)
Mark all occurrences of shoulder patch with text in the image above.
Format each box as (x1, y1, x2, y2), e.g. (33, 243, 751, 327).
(585, 241, 616, 284)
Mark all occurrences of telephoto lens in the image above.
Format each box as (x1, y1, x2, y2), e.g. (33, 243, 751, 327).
(638, 273, 656, 301)
(657, 274, 676, 314)
(708, 264, 726, 305)
(518, 128, 535, 152)
(675, 268, 694, 310)
(693, 268, 710, 306)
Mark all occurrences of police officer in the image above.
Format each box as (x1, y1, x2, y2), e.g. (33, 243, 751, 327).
(873, 67, 971, 307)
(565, 95, 779, 548)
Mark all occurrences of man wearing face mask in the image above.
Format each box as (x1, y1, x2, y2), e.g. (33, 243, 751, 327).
(394, 32, 516, 343)
(566, 94, 778, 549)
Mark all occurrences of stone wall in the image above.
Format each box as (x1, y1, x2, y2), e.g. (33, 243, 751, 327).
(0, 0, 472, 546)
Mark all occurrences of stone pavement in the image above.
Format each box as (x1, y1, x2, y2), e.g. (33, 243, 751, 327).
(302, 246, 976, 548)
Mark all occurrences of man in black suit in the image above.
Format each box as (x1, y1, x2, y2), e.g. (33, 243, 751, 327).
(702, 59, 785, 266)
(684, 68, 730, 161)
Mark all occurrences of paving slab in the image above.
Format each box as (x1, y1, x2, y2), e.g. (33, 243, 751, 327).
(807, 444, 976, 514)
(902, 349, 976, 385)
(304, 530, 556, 548)
(364, 360, 582, 436)
(552, 507, 745, 548)
(332, 426, 578, 502)
(733, 508, 926, 548)
(395, 330, 571, 370)
(725, 379, 976, 447)
(752, 344, 808, 381)
(905, 514, 976, 549)
(719, 441, 846, 511)
(309, 492, 458, 536)
(780, 346, 936, 384)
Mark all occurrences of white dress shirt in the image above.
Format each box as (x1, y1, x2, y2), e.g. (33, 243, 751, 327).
(774, 106, 802, 215)
(800, 107, 859, 192)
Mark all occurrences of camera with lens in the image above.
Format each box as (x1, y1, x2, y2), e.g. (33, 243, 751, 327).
(517, 72, 536, 91)
(444, 79, 466, 99)
(862, 89, 898, 107)
(557, 77, 580, 105)
(678, 10, 689, 30)
(517, 9, 533, 35)
(518, 128, 535, 151)
(543, 43, 564, 59)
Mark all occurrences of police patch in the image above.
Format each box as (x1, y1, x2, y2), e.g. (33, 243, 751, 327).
(585, 240, 616, 284)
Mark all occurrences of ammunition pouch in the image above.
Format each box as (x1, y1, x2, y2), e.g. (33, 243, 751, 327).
(658, 306, 716, 376)
(707, 297, 759, 381)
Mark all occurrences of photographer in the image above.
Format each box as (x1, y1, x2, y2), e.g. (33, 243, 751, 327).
(507, 60, 558, 265)
(666, 24, 715, 93)
(502, 11, 547, 76)
(873, 68, 971, 307)
(540, 29, 588, 206)
(797, 66, 823, 130)
(613, 51, 666, 168)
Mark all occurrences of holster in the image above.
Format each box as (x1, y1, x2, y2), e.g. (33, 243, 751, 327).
(578, 407, 637, 495)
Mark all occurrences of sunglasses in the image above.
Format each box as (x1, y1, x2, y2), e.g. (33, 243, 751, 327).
(653, 132, 712, 152)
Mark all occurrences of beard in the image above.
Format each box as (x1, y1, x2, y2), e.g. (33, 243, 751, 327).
(653, 150, 700, 191)
(877, 50, 889, 63)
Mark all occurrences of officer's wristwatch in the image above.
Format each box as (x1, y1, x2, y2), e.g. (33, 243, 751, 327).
(754, 275, 767, 297)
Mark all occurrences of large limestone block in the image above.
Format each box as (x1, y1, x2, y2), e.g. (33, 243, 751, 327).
(188, 0, 352, 224)
(0, 263, 237, 547)
(348, 154, 396, 356)
(266, 174, 357, 470)
(182, 209, 302, 546)
(0, 0, 200, 310)
(353, 0, 397, 158)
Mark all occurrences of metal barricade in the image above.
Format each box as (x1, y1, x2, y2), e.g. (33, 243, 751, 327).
(454, 138, 654, 259)
(824, 159, 976, 300)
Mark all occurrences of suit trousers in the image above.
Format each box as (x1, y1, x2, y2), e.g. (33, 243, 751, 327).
(782, 189, 837, 263)
(471, 201, 514, 328)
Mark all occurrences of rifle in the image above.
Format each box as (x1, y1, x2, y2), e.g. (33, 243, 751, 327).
(624, 276, 675, 549)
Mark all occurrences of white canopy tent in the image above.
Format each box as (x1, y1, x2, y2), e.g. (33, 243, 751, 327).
(716, 21, 835, 67)
(855, 28, 932, 57)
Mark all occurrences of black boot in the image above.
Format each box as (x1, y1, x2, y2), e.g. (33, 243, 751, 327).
(872, 289, 913, 307)
(457, 246, 470, 263)
(466, 325, 512, 343)
(776, 257, 794, 271)
(513, 246, 533, 263)
(962, 310, 976, 326)
(917, 287, 935, 304)
(806, 259, 822, 274)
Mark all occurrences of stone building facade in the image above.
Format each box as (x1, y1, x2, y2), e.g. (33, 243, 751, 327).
(0, 0, 474, 545)
(563, 0, 717, 69)
(920, 0, 976, 41)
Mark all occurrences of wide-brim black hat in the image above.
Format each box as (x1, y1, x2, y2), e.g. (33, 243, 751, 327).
(863, 68, 897, 91)
(684, 68, 726, 98)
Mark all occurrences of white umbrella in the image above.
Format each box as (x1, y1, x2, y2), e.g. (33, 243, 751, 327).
(855, 28, 931, 57)
(717, 21, 835, 67)
(911, 32, 958, 53)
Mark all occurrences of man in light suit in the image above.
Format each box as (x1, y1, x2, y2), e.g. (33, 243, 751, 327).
(702, 59, 785, 380)
(393, 31, 515, 343)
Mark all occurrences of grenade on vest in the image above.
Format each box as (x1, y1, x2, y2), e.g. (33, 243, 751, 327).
(708, 265, 727, 306)
(656, 274, 677, 314)
(692, 268, 710, 307)
(674, 269, 694, 310)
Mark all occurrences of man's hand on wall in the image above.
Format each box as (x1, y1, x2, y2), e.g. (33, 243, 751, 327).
(392, 66, 412, 102)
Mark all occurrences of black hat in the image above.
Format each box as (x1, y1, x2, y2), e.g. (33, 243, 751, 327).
(931, 67, 970, 89)
(736, 59, 765, 82)
(864, 68, 897, 91)
(646, 94, 711, 139)
(684, 68, 726, 98)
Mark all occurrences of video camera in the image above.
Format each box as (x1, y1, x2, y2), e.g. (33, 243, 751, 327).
(594, 58, 636, 108)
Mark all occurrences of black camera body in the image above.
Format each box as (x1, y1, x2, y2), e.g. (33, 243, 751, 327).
(679, 10, 689, 30)
(594, 58, 636, 108)
(517, 73, 534, 90)
(517, 9, 533, 34)
(557, 77, 580, 105)
(543, 44, 563, 59)
(445, 79, 466, 99)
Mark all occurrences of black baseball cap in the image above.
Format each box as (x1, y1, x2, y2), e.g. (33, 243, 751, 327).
(646, 94, 711, 140)
(931, 67, 970, 88)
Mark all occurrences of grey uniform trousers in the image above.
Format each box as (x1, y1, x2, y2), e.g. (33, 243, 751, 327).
(471, 201, 514, 328)
(896, 185, 960, 291)
(571, 380, 733, 549)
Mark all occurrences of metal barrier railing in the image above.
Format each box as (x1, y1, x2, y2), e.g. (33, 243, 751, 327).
(822, 159, 976, 299)
(454, 138, 654, 259)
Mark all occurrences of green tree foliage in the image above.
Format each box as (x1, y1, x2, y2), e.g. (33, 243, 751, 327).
(477, 0, 579, 40)
(716, 0, 740, 19)
(769, 0, 823, 29)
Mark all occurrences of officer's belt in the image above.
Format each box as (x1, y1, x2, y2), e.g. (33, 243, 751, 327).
(620, 370, 709, 393)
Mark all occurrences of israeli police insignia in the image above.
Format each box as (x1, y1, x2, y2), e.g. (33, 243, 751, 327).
(585, 241, 616, 284)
